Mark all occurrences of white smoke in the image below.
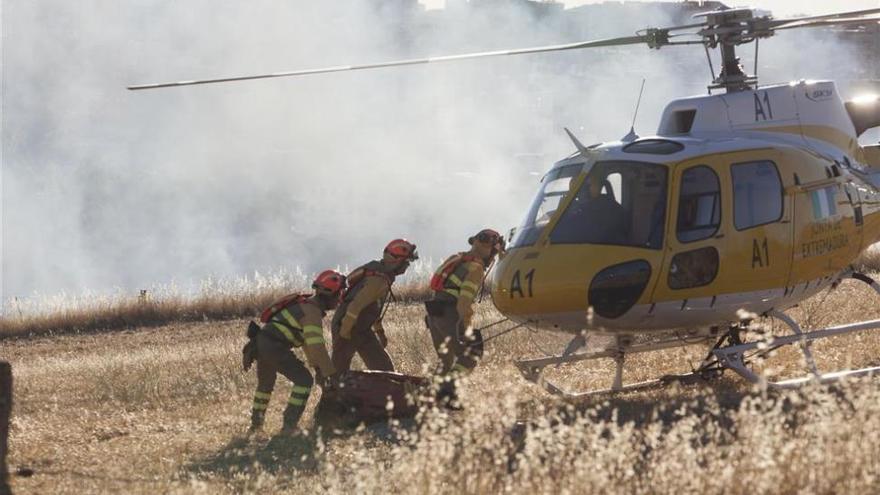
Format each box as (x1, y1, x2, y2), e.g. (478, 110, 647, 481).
(1, 0, 876, 306)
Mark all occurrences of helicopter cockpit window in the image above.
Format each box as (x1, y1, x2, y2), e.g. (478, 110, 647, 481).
(549, 161, 668, 249)
(512, 163, 583, 248)
(677, 165, 721, 243)
(731, 160, 783, 230)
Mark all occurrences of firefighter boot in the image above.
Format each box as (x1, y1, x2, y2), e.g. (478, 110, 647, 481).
(249, 391, 271, 434)
(280, 405, 306, 435)
(249, 409, 265, 434)
(436, 377, 463, 411)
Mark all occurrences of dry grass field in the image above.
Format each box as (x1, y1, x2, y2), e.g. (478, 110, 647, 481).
(4, 267, 880, 494)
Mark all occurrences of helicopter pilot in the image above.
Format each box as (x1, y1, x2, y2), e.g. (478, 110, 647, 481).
(573, 175, 628, 245)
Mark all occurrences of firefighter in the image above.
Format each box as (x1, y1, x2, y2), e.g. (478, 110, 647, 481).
(331, 239, 418, 373)
(426, 229, 505, 404)
(248, 270, 345, 434)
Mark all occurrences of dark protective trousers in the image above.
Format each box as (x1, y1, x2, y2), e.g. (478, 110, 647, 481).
(331, 303, 394, 373)
(252, 331, 314, 428)
(425, 301, 479, 375)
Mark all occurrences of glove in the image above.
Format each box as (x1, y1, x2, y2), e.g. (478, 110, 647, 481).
(241, 340, 257, 372)
(318, 370, 343, 387)
(464, 328, 484, 360)
(458, 315, 474, 336)
(320, 371, 345, 398)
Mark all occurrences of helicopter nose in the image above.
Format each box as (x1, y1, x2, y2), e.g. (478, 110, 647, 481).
(587, 260, 652, 319)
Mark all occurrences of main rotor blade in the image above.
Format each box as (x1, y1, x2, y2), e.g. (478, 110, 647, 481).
(697, 13, 879, 38)
(772, 16, 880, 32)
(127, 34, 648, 90)
(767, 7, 880, 28)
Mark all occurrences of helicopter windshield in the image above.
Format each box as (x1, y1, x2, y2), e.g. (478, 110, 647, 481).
(512, 163, 584, 248)
(549, 160, 668, 249)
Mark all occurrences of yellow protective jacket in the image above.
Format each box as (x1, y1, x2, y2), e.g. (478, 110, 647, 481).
(335, 262, 395, 339)
(264, 297, 336, 376)
(432, 252, 486, 328)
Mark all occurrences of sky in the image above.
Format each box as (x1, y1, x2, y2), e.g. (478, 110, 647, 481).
(2, 0, 878, 307)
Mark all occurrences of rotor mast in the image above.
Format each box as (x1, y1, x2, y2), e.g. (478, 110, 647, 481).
(698, 8, 767, 93)
(716, 36, 753, 92)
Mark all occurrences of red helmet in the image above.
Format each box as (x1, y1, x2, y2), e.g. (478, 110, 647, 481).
(312, 270, 347, 296)
(384, 239, 419, 261)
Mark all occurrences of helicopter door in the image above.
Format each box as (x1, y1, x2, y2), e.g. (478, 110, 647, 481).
(650, 160, 728, 313)
(651, 152, 793, 319)
(722, 155, 793, 292)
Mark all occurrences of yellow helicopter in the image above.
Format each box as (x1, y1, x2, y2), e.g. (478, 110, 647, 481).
(130, 6, 880, 396)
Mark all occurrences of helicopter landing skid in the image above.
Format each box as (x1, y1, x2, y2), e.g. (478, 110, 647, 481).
(717, 313, 880, 389)
(718, 272, 880, 388)
(516, 272, 880, 397)
(515, 333, 722, 399)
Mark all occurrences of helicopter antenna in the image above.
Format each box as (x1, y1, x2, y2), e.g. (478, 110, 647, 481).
(622, 79, 646, 142)
(753, 38, 760, 90)
(630, 79, 647, 130)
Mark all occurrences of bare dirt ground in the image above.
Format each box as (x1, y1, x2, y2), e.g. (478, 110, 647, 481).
(5, 275, 880, 494)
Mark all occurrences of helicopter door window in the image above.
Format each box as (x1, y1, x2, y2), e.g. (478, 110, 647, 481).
(731, 160, 783, 230)
(677, 166, 721, 243)
(550, 161, 668, 249)
(810, 186, 837, 220)
(512, 163, 583, 248)
(668, 247, 720, 289)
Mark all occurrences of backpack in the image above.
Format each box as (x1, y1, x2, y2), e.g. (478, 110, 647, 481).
(430, 253, 480, 292)
(260, 293, 309, 324)
(342, 262, 393, 302)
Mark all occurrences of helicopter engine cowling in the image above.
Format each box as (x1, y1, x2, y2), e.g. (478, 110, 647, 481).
(845, 95, 880, 137)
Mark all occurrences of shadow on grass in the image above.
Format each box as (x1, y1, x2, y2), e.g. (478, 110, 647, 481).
(516, 377, 748, 429)
(512, 376, 866, 451)
(581, 379, 748, 428)
(185, 416, 420, 481)
(505, 378, 871, 473)
(185, 431, 322, 478)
